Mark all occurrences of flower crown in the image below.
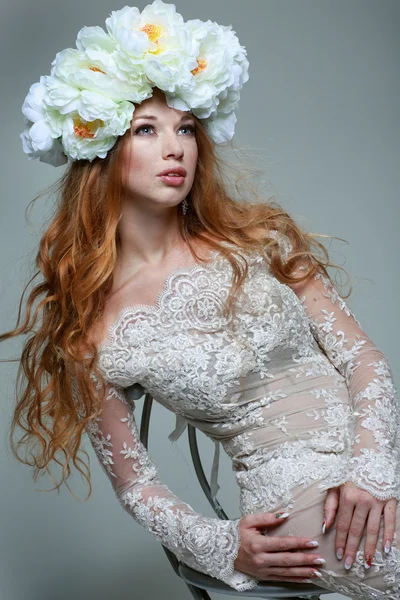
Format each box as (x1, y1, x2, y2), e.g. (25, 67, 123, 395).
(21, 0, 249, 167)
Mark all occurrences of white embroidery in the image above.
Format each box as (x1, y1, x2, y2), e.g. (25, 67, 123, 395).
(86, 416, 115, 479)
(80, 239, 399, 595)
(120, 490, 252, 589)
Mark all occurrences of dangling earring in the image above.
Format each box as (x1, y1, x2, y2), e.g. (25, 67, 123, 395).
(182, 198, 188, 215)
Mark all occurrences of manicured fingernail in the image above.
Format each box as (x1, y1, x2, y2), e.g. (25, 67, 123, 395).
(305, 540, 319, 548)
(364, 554, 372, 569)
(313, 558, 326, 565)
(302, 578, 313, 583)
(336, 548, 344, 560)
(321, 519, 326, 534)
(310, 569, 322, 578)
(344, 556, 353, 570)
(275, 512, 290, 519)
(384, 540, 391, 554)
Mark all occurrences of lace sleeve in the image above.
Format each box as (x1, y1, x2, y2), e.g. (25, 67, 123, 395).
(289, 265, 400, 501)
(270, 229, 400, 500)
(82, 378, 258, 591)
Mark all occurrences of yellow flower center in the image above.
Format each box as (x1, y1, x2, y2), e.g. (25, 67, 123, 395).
(141, 23, 162, 43)
(141, 23, 163, 55)
(191, 58, 207, 76)
(89, 66, 106, 75)
(73, 117, 104, 139)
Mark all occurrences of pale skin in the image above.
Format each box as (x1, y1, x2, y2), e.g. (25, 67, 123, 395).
(96, 89, 397, 583)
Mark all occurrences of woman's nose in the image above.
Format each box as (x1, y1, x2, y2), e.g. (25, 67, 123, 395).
(162, 132, 184, 159)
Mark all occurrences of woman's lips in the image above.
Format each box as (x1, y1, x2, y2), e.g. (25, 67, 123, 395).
(158, 174, 186, 186)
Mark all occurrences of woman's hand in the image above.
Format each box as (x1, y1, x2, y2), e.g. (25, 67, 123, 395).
(323, 482, 397, 569)
(234, 512, 326, 583)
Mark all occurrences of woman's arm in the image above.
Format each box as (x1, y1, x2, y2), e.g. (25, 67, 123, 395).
(286, 257, 399, 569)
(288, 267, 400, 501)
(269, 227, 399, 498)
(81, 378, 258, 591)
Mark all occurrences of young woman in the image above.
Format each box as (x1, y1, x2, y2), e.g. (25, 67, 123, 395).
(3, 2, 399, 598)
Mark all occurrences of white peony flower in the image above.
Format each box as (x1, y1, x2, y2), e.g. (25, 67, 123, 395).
(60, 92, 134, 161)
(175, 19, 249, 119)
(20, 79, 67, 166)
(78, 90, 134, 126)
(164, 94, 191, 112)
(76, 25, 153, 103)
(76, 25, 117, 54)
(51, 47, 150, 104)
(203, 110, 237, 145)
(21, 119, 67, 166)
(44, 75, 82, 115)
(108, 1, 198, 94)
(193, 88, 241, 123)
(106, 6, 150, 57)
(168, 18, 249, 142)
(213, 88, 241, 115)
(23, 79, 64, 137)
(61, 117, 117, 161)
(35, 76, 135, 161)
(218, 24, 249, 91)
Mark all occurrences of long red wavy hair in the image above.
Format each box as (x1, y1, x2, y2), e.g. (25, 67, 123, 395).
(1, 102, 349, 499)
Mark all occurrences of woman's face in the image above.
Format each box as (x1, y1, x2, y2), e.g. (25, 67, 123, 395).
(121, 90, 198, 211)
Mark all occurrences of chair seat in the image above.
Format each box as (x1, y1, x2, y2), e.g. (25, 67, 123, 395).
(178, 563, 330, 598)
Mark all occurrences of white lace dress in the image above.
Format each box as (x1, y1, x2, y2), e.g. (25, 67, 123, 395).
(84, 238, 400, 599)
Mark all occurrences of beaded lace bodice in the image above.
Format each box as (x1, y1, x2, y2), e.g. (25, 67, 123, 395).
(83, 236, 400, 594)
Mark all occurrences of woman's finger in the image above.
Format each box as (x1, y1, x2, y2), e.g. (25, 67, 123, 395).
(261, 565, 323, 580)
(261, 551, 326, 568)
(323, 487, 340, 532)
(258, 575, 322, 584)
(343, 502, 370, 570)
(335, 493, 356, 560)
(261, 535, 321, 553)
(363, 506, 384, 568)
(383, 499, 397, 555)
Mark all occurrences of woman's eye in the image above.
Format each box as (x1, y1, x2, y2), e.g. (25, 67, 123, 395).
(179, 125, 196, 135)
(135, 124, 154, 135)
(134, 124, 196, 135)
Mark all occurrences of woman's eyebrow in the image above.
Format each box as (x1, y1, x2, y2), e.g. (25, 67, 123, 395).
(132, 114, 194, 122)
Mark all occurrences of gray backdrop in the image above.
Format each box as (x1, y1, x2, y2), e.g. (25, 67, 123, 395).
(0, 1, 398, 600)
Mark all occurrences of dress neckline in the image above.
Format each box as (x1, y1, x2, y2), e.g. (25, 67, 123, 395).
(97, 245, 227, 352)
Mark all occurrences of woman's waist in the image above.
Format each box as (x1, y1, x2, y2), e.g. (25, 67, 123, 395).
(231, 436, 352, 471)
(235, 444, 350, 514)
(214, 391, 356, 476)
(193, 378, 354, 444)
(150, 370, 354, 453)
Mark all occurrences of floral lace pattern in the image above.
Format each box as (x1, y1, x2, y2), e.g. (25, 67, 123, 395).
(81, 238, 399, 596)
(302, 271, 400, 500)
(85, 383, 258, 591)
